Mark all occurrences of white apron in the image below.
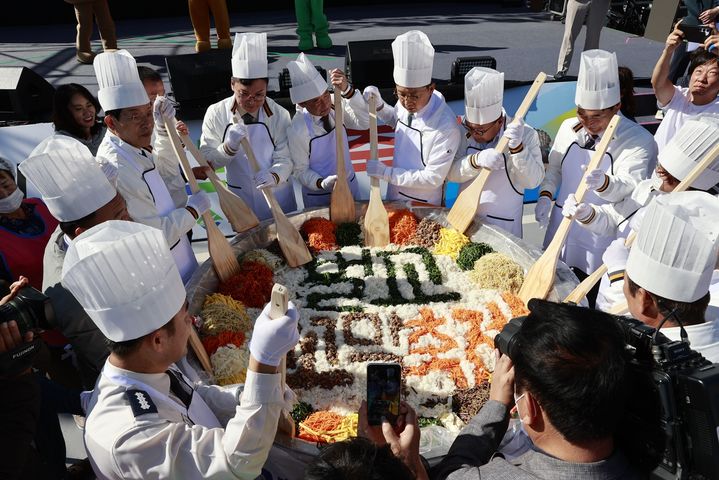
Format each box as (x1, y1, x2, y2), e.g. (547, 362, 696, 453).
(112, 139, 197, 284)
(301, 111, 358, 208)
(387, 105, 444, 206)
(460, 145, 524, 238)
(102, 368, 222, 429)
(225, 113, 297, 220)
(543, 142, 614, 274)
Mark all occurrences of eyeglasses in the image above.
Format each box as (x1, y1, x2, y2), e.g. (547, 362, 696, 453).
(576, 107, 614, 122)
(238, 90, 267, 103)
(394, 88, 428, 102)
(120, 108, 153, 125)
(463, 117, 501, 136)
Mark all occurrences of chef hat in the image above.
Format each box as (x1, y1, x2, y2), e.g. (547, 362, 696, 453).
(575, 49, 620, 110)
(659, 118, 719, 190)
(94, 50, 150, 111)
(0, 157, 14, 179)
(287, 53, 328, 104)
(19, 146, 116, 222)
(231, 32, 268, 79)
(626, 192, 719, 303)
(392, 30, 434, 88)
(62, 221, 186, 342)
(464, 67, 504, 125)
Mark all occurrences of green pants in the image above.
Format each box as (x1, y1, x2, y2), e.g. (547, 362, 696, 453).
(294, 0, 329, 38)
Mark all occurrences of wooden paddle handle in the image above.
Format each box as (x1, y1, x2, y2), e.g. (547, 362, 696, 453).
(179, 133, 225, 185)
(574, 115, 621, 204)
(334, 91, 346, 178)
(369, 96, 379, 159)
(514, 72, 547, 122)
(189, 329, 213, 375)
(165, 119, 200, 194)
(268, 283, 295, 437)
(240, 137, 261, 174)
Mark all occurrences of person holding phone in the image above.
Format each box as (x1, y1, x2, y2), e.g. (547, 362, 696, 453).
(653, 21, 719, 151)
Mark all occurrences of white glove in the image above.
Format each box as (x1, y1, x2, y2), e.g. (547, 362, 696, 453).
(363, 86, 385, 110)
(255, 169, 278, 189)
(535, 195, 552, 228)
(153, 95, 176, 124)
(582, 165, 607, 191)
(320, 175, 337, 191)
(504, 119, 524, 149)
(187, 190, 211, 216)
(224, 123, 248, 154)
(562, 193, 594, 222)
(366, 159, 390, 181)
(602, 238, 630, 273)
(249, 301, 300, 367)
(473, 148, 504, 170)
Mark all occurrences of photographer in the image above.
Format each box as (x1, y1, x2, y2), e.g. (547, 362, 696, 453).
(432, 300, 640, 480)
(0, 276, 43, 480)
(652, 22, 719, 151)
(622, 192, 719, 362)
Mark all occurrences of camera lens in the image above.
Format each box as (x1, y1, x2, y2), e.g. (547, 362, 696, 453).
(494, 315, 526, 358)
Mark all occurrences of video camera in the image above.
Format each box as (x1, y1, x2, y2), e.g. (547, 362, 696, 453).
(0, 285, 54, 377)
(495, 312, 719, 480)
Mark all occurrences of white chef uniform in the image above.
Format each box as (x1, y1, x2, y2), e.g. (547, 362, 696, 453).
(446, 67, 543, 237)
(61, 221, 287, 480)
(200, 33, 296, 220)
(286, 52, 366, 207)
(539, 50, 656, 273)
(93, 50, 197, 283)
(621, 193, 719, 363)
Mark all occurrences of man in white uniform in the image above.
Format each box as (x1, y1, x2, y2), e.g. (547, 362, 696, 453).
(446, 67, 544, 237)
(19, 147, 130, 388)
(622, 192, 719, 362)
(535, 49, 656, 278)
(652, 24, 719, 151)
(287, 54, 368, 207)
(363, 30, 461, 206)
(94, 50, 209, 284)
(200, 33, 296, 220)
(62, 220, 301, 479)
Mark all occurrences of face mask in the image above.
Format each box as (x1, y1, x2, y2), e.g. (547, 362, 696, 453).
(0, 187, 24, 213)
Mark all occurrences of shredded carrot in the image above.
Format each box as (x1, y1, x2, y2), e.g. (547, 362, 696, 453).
(301, 217, 337, 252)
(388, 209, 419, 245)
(218, 260, 274, 308)
(298, 411, 358, 443)
(501, 291, 530, 317)
(404, 308, 468, 388)
(485, 301, 509, 332)
(452, 308, 491, 385)
(201, 331, 246, 356)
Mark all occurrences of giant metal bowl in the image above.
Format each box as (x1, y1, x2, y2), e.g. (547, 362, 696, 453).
(185, 202, 579, 460)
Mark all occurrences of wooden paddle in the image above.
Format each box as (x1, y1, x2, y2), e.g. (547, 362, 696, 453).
(563, 138, 719, 304)
(447, 72, 547, 233)
(330, 90, 356, 224)
(178, 131, 259, 233)
(363, 96, 390, 247)
(165, 120, 240, 375)
(240, 137, 312, 267)
(518, 115, 621, 304)
(269, 283, 296, 438)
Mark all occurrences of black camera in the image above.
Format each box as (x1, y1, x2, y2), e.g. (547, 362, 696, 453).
(0, 286, 54, 378)
(494, 309, 719, 480)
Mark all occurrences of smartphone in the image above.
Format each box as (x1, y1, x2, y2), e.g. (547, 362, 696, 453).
(678, 24, 713, 44)
(366, 362, 402, 426)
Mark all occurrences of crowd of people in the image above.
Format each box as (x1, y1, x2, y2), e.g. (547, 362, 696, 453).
(2, 6, 719, 479)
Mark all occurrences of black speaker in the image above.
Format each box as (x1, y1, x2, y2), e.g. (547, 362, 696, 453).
(165, 49, 232, 119)
(0, 67, 54, 123)
(345, 39, 394, 90)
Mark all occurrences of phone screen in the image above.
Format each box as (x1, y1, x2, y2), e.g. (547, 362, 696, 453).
(367, 363, 401, 426)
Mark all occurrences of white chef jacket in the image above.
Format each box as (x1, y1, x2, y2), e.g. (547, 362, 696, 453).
(83, 360, 285, 480)
(540, 114, 657, 205)
(288, 89, 369, 191)
(201, 96, 294, 186)
(96, 132, 196, 249)
(151, 129, 188, 210)
(578, 178, 661, 238)
(376, 90, 461, 205)
(447, 112, 544, 237)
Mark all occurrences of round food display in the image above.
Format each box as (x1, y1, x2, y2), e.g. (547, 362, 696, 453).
(186, 204, 578, 447)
